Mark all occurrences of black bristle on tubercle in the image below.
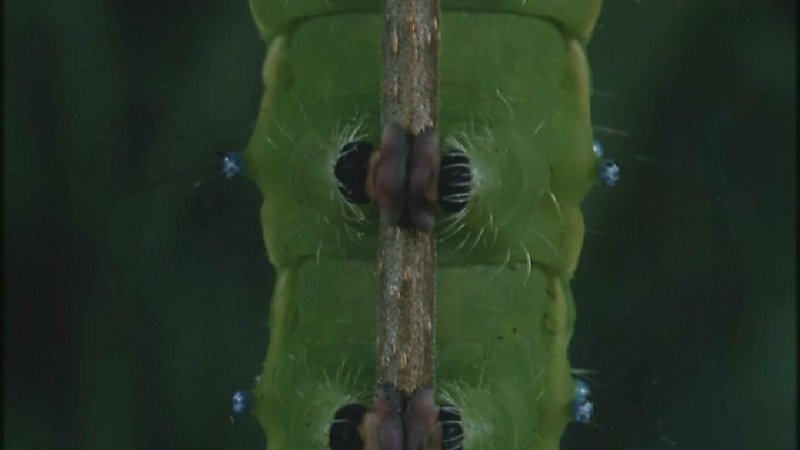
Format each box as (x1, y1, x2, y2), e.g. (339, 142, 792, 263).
(334, 140, 374, 204)
(329, 403, 367, 450)
(438, 405, 464, 450)
(438, 149, 472, 213)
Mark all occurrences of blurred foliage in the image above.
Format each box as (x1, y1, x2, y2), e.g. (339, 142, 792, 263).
(3, 1, 795, 449)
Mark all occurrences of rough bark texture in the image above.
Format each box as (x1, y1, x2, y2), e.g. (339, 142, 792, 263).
(377, 0, 440, 396)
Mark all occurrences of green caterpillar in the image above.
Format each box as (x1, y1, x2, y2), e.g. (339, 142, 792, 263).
(243, 1, 603, 448)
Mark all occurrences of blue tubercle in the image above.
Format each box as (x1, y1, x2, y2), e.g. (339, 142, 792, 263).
(592, 140, 619, 187)
(598, 159, 620, 187)
(571, 379, 594, 424)
(231, 389, 252, 417)
(221, 151, 244, 179)
(592, 140, 605, 157)
(574, 401, 594, 424)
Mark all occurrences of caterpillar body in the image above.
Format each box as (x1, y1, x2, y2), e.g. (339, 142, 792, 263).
(243, 1, 603, 449)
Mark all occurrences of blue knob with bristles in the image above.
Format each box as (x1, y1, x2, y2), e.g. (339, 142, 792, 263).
(231, 389, 252, 418)
(592, 141, 619, 187)
(571, 379, 594, 424)
(221, 151, 244, 179)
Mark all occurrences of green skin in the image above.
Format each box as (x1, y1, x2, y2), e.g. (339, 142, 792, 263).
(245, 4, 601, 449)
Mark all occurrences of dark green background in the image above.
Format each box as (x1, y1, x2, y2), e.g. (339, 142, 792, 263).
(3, 1, 795, 449)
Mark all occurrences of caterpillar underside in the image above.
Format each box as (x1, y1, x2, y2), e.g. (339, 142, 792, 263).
(244, 3, 602, 449)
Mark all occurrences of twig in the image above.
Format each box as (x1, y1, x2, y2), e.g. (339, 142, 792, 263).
(377, 0, 440, 396)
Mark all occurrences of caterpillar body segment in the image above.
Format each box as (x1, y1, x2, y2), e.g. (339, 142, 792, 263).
(252, 259, 579, 449)
(245, 5, 601, 449)
(249, 0, 602, 44)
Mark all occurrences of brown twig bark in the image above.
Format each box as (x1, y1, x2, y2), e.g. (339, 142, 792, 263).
(377, 0, 440, 396)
